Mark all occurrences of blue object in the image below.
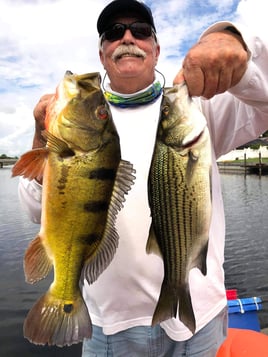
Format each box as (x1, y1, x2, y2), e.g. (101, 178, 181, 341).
(227, 297, 262, 331)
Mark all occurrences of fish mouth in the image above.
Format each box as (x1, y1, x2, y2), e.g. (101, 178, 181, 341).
(181, 129, 204, 149)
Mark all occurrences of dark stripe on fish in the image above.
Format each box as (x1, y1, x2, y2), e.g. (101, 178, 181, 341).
(84, 200, 109, 212)
(155, 147, 188, 283)
(168, 151, 181, 282)
(57, 164, 69, 193)
(88, 168, 116, 180)
(152, 146, 180, 283)
(80, 233, 102, 246)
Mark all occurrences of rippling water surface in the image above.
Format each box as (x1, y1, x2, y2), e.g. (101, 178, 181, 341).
(1, 168, 268, 356)
(0, 168, 82, 356)
(221, 173, 268, 328)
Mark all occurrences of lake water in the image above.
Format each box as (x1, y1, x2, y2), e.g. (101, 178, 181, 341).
(0, 167, 82, 356)
(0, 167, 267, 356)
(221, 172, 268, 328)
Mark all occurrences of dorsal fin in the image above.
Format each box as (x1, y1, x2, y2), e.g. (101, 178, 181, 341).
(82, 160, 135, 284)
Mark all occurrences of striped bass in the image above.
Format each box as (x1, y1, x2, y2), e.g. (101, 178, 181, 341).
(147, 83, 212, 334)
(12, 71, 135, 347)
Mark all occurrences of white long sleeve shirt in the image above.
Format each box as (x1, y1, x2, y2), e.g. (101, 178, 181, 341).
(18, 23, 268, 341)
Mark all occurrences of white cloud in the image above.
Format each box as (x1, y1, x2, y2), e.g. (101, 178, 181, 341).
(0, 0, 106, 156)
(0, 0, 266, 156)
(0, 103, 34, 157)
(207, 0, 236, 11)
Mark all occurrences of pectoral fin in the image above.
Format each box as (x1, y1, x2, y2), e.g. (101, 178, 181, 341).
(12, 148, 49, 181)
(42, 130, 75, 157)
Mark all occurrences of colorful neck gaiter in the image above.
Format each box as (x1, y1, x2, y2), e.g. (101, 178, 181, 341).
(104, 81, 163, 108)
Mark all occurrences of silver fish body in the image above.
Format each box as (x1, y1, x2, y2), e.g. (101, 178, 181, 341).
(147, 83, 212, 333)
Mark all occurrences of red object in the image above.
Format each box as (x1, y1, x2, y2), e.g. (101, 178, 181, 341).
(226, 289, 238, 300)
(216, 328, 268, 357)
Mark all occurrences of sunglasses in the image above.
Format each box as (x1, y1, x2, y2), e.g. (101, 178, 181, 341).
(101, 22, 154, 42)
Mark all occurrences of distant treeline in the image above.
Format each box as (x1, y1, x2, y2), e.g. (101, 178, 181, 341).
(0, 154, 18, 159)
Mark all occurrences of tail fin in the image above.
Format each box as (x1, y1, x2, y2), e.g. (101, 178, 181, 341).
(152, 281, 178, 327)
(152, 282, 196, 334)
(178, 284, 196, 334)
(24, 291, 91, 346)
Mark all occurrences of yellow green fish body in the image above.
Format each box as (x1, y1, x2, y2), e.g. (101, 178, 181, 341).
(147, 83, 212, 334)
(12, 72, 135, 346)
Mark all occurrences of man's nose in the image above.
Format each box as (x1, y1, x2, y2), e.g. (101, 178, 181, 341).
(121, 29, 135, 44)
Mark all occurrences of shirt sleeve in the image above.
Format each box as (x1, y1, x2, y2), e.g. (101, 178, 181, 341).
(18, 177, 42, 224)
(199, 21, 268, 159)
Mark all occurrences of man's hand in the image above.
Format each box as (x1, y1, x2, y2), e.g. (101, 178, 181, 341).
(32, 94, 54, 149)
(173, 30, 248, 99)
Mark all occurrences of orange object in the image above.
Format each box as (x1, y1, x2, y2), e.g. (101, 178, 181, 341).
(216, 328, 268, 357)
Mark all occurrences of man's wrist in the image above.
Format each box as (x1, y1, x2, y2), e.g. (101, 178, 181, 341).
(224, 26, 248, 51)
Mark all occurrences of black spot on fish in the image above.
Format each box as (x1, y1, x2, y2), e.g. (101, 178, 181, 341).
(61, 201, 67, 208)
(57, 186, 66, 193)
(57, 182, 66, 190)
(88, 168, 116, 180)
(82, 233, 101, 245)
(63, 304, 73, 313)
(84, 200, 109, 212)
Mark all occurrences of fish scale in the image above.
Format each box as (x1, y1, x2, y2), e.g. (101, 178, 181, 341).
(152, 145, 189, 282)
(147, 83, 212, 334)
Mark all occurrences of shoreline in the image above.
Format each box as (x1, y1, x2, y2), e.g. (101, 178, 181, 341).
(217, 161, 268, 175)
(218, 163, 247, 174)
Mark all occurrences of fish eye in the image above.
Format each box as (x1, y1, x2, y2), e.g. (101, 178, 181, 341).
(96, 105, 109, 120)
(162, 105, 169, 116)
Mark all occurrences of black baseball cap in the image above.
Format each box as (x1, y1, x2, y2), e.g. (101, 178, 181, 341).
(97, 0, 156, 36)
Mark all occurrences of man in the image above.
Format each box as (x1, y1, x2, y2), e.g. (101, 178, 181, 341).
(19, 0, 268, 356)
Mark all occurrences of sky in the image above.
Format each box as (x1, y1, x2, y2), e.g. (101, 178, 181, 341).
(0, 0, 266, 157)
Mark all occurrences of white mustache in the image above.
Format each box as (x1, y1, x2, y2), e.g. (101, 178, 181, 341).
(112, 45, 147, 61)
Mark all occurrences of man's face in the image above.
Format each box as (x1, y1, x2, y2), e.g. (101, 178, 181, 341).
(99, 17, 160, 93)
